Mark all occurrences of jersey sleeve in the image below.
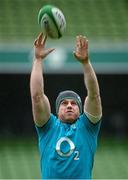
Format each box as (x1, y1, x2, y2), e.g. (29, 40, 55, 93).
(81, 113, 101, 137)
(35, 113, 56, 138)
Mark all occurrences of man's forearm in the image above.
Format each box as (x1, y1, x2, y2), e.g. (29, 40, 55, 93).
(30, 59, 44, 98)
(83, 61, 100, 98)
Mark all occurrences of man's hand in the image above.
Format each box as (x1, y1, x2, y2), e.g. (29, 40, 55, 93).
(73, 35, 89, 64)
(34, 32, 54, 60)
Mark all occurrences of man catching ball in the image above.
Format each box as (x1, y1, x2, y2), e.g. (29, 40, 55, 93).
(30, 32, 102, 179)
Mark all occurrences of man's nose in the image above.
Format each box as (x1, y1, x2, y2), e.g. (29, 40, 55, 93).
(67, 102, 72, 108)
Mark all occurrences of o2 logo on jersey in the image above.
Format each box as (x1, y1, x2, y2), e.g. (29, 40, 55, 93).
(55, 137, 79, 160)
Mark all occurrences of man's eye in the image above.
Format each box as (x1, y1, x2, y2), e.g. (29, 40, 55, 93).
(71, 102, 77, 105)
(61, 101, 68, 105)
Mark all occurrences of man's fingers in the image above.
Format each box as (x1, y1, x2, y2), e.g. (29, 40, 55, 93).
(76, 36, 81, 48)
(85, 38, 88, 49)
(79, 35, 83, 47)
(82, 36, 88, 49)
(73, 51, 80, 59)
(42, 33, 48, 45)
(34, 32, 43, 46)
(45, 48, 55, 56)
(38, 32, 43, 45)
(76, 35, 88, 49)
(34, 39, 38, 46)
(80, 36, 85, 47)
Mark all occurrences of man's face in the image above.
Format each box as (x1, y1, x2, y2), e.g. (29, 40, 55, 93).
(58, 99, 80, 123)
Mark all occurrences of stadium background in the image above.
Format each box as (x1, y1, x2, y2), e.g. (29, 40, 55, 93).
(0, 0, 128, 179)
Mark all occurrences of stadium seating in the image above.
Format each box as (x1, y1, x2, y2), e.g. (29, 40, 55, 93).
(0, 0, 127, 42)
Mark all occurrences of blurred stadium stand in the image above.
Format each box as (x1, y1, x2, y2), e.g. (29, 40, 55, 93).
(0, 0, 128, 74)
(0, 0, 128, 42)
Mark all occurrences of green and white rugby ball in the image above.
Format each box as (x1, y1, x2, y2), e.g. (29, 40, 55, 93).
(38, 5, 66, 39)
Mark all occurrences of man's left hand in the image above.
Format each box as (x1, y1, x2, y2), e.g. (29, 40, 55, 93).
(73, 35, 89, 64)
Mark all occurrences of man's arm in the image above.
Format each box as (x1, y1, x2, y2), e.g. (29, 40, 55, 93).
(74, 35, 102, 123)
(30, 33, 54, 127)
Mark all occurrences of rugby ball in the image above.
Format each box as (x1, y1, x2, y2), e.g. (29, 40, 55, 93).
(38, 5, 66, 39)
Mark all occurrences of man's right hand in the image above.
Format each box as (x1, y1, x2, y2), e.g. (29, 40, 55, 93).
(34, 32, 55, 60)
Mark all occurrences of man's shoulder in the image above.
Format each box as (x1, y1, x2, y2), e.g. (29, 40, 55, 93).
(35, 113, 60, 137)
(35, 113, 58, 130)
(78, 112, 101, 128)
(44, 113, 59, 127)
(78, 113, 88, 122)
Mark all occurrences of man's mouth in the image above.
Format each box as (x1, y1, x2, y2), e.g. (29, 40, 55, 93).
(66, 110, 73, 113)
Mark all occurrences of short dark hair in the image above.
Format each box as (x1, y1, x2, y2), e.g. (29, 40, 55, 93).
(55, 90, 82, 114)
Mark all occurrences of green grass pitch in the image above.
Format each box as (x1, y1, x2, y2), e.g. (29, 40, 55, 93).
(0, 136, 128, 179)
